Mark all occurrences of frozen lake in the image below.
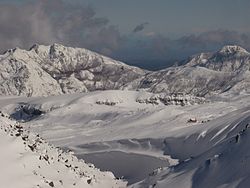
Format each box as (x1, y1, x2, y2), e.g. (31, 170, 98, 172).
(79, 151, 169, 184)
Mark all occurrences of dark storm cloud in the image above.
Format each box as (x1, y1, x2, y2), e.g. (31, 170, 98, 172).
(0, 1, 55, 51)
(0, 0, 249, 70)
(176, 30, 250, 50)
(133, 22, 149, 33)
(0, 0, 122, 55)
(113, 30, 250, 70)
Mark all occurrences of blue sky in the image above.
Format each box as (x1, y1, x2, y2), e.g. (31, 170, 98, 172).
(0, 0, 249, 69)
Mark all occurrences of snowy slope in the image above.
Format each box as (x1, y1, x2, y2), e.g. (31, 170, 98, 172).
(0, 111, 126, 188)
(133, 107, 250, 188)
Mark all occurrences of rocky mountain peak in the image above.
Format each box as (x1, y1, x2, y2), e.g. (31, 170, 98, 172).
(218, 45, 249, 55)
(184, 45, 250, 72)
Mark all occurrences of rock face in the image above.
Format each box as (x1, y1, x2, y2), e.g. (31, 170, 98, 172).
(0, 43, 145, 96)
(0, 44, 250, 97)
(136, 93, 206, 106)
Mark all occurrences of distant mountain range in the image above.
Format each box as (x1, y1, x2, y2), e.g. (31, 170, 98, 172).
(0, 43, 249, 97)
(135, 45, 250, 97)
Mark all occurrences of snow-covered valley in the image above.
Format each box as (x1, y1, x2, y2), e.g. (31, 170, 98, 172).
(0, 90, 250, 187)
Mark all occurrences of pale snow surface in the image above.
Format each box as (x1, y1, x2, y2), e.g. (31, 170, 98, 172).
(0, 90, 250, 187)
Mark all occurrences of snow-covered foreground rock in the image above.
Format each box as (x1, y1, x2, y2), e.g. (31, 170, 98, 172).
(0, 112, 126, 188)
(1, 90, 250, 187)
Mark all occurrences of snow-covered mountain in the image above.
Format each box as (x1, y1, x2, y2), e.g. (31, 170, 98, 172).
(0, 47, 62, 96)
(185, 45, 250, 72)
(1, 44, 250, 98)
(0, 43, 144, 96)
(135, 45, 250, 96)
